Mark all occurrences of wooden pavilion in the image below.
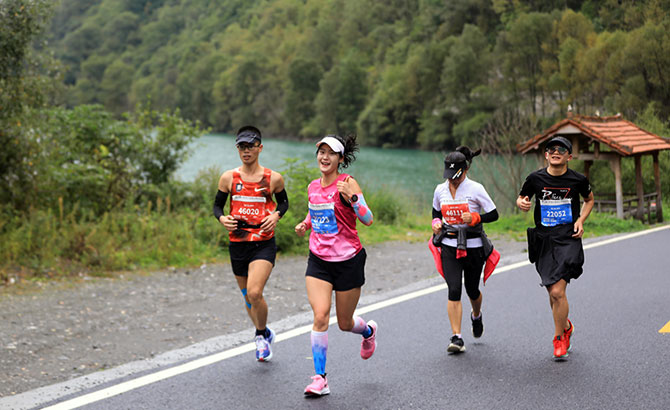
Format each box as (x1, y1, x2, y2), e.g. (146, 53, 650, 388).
(517, 112, 670, 222)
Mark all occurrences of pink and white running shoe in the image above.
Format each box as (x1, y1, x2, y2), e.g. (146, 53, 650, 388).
(360, 320, 377, 360)
(304, 375, 330, 396)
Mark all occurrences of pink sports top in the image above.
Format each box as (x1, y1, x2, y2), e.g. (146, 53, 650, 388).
(307, 173, 362, 261)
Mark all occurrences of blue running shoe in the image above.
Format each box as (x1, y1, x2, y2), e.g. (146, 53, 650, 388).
(255, 334, 273, 362)
(266, 327, 275, 345)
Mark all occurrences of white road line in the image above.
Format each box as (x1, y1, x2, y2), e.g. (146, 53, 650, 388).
(37, 224, 670, 409)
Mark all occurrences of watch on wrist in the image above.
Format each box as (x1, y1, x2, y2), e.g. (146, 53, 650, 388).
(350, 194, 358, 203)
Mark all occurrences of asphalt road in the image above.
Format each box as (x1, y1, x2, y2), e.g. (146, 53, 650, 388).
(6, 226, 670, 410)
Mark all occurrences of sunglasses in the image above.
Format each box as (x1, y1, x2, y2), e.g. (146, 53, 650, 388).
(237, 143, 260, 151)
(545, 145, 568, 155)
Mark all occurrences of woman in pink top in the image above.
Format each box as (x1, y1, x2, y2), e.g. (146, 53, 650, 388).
(294, 134, 376, 397)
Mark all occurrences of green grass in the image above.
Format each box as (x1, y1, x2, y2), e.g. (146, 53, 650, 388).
(0, 191, 661, 288)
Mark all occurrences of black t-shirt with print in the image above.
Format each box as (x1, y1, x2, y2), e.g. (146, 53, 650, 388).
(519, 168, 591, 228)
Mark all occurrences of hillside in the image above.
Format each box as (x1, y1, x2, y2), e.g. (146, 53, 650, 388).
(45, 0, 670, 148)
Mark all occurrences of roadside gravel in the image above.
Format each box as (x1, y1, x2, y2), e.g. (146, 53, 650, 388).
(0, 234, 528, 398)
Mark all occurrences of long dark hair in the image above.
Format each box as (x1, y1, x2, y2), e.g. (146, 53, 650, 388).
(455, 145, 481, 169)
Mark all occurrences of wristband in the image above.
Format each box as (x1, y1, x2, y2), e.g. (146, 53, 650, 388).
(302, 214, 312, 230)
(432, 218, 442, 228)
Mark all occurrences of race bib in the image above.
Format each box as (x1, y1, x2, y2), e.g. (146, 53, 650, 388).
(232, 195, 266, 223)
(540, 199, 572, 227)
(309, 202, 338, 234)
(441, 199, 470, 225)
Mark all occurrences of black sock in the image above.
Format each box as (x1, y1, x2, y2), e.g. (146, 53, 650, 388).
(255, 328, 266, 337)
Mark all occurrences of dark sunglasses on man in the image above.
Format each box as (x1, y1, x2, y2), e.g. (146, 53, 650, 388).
(545, 145, 568, 155)
(237, 143, 260, 151)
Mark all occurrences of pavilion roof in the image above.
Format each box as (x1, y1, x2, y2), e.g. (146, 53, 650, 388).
(517, 114, 670, 156)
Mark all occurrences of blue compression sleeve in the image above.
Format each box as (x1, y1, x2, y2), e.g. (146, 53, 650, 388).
(311, 330, 328, 375)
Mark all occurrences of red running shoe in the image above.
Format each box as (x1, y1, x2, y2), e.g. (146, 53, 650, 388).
(553, 335, 568, 360)
(563, 319, 574, 351)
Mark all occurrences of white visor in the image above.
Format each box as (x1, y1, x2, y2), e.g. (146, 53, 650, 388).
(315, 136, 345, 154)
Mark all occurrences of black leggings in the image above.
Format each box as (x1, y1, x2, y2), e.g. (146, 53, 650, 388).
(440, 245, 485, 302)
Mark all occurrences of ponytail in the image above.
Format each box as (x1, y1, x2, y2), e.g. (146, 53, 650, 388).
(335, 133, 359, 169)
(455, 146, 481, 168)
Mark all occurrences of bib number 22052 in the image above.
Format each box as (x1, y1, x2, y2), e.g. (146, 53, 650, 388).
(540, 199, 572, 227)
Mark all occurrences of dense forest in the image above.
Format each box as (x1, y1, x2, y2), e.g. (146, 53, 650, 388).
(45, 0, 670, 148)
(1, 0, 669, 280)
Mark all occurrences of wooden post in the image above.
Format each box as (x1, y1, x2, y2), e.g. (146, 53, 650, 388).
(611, 156, 624, 219)
(584, 160, 592, 180)
(635, 155, 644, 221)
(653, 152, 664, 222)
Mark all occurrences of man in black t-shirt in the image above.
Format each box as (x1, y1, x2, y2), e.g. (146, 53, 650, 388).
(516, 136, 594, 360)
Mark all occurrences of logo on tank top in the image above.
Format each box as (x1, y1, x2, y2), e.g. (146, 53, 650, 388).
(541, 187, 570, 200)
(235, 183, 243, 192)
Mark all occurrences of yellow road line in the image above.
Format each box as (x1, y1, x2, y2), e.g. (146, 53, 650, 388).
(659, 321, 670, 333)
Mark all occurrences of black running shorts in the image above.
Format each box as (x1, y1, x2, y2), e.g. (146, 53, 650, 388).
(534, 224, 584, 286)
(229, 237, 277, 277)
(305, 248, 367, 291)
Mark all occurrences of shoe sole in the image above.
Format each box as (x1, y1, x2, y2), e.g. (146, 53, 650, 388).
(447, 344, 466, 353)
(304, 387, 330, 396)
(257, 352, 272, 362)
(553, 353, 568, 361)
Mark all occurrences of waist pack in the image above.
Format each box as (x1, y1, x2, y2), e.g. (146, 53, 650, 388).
(527, 227, 538, 263)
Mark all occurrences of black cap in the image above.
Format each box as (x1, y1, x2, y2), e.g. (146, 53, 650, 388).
(546, 136, 572, 153)
(443, 151, 468, 180)
(236, 126, 262, 144)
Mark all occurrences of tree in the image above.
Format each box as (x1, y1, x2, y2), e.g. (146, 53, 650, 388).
(618, 21, 670, 119)
(495, 12, 555, 116)
(441, 25, 496, 146)
(357, 63, 420, 148)
(100, 59, 134, 114)
(542, 9, 595, 113)
(212, 51, 273, 131)
(576, 31, 627, 115)
(283, 58, 322, 137)
(0, 0, 60, 210)
(477, 109, 542, 212)
(312, 53, 368, 136)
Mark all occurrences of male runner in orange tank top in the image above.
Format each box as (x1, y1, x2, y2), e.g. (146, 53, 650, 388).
(213, 126, 289, 362)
